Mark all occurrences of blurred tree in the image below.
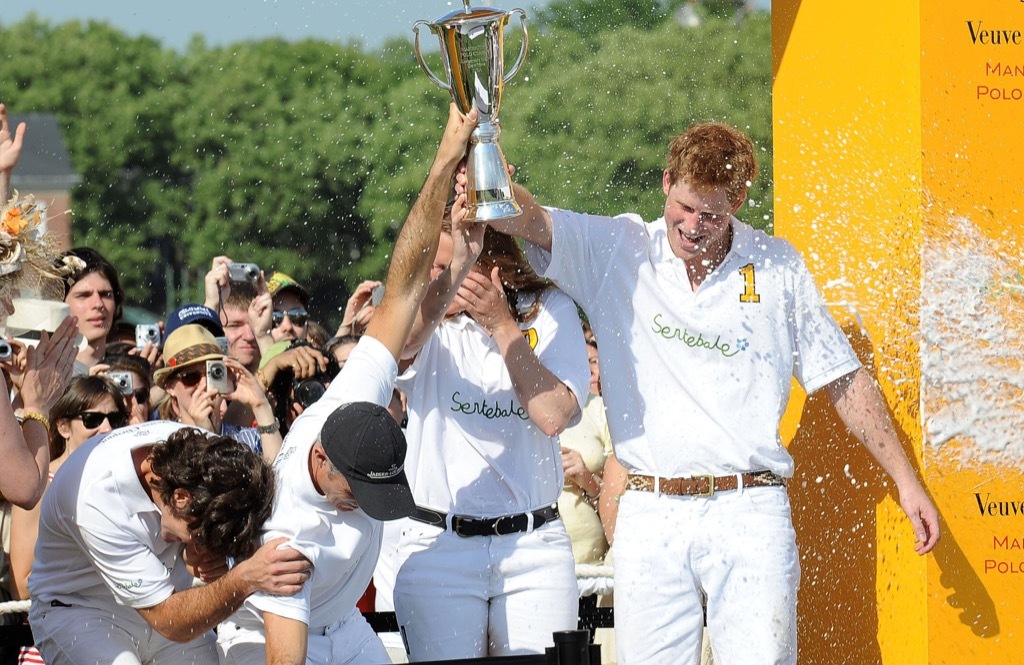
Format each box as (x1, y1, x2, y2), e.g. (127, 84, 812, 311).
(535, 0, 670, 34)
(0, 11, 772, 326)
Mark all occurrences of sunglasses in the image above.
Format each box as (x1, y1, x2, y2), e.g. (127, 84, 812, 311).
(74, 410, 129, 429)
(174, 369, 205, 388)
(132, 387, 151, 404)
(272, 308, 309, 328)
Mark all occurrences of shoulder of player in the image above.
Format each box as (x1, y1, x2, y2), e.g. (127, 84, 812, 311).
(731, 220, 805, 267)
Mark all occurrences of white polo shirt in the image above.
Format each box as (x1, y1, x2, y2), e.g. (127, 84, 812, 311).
(525, 210, 861, 478)
(29, 421, 194, 611)
(229, 335, 396, 630)
(397, 288, 589, 517)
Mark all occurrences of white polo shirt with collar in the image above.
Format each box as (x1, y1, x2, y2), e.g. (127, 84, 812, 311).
(397, 288, 589, 517)
(29, 420, 194, 611)
(525, 209, 861, 479)
(225, 335, 395, 632)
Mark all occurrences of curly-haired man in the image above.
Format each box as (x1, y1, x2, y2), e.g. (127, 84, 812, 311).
(28, 422, 310, 664)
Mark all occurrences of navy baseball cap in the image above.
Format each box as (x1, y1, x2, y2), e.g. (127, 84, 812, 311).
(165, 304, 224, 339)
(319, 401, 415, 521)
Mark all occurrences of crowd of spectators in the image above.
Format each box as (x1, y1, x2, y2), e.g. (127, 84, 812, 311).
(0, 102, 624, 664)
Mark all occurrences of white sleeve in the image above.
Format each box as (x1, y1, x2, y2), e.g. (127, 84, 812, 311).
(285, 336, 398, 447)
(524, 208, 641, 309)
(77, 502, 177, 610)
(244, 539, 315, 625)
(531, 290, 591, 424)
(788, 251, 862, 393)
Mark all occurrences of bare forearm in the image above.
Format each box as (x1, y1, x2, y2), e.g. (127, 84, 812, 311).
(388, 161, 454, 301)
(827, 368, 919, 487)
(265, 613, 308, 665)
(488, 184, 553, 251)
(371, 154, 459, 359)
(252, 402, 283, 462)
(0, 412, 49, 509)
(492, 323, 578, 436)
(137, 564, 255, 642)
(0, 172, 10, 204)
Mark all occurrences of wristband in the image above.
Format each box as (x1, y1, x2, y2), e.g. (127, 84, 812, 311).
(256, 419, 280, 435)
(21, 411, 50, 431)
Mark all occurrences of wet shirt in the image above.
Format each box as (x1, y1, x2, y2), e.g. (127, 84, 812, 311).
(29, 421, 194, 611)
(526, 210, 861, 478)
(230, 336, 395, 629)
(398, 288, 589, 517)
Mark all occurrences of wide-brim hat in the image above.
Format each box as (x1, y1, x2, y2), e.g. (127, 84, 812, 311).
(320, 401, 415, 521)
(153, 323, 225, 386)
(3, 298, 87, 352)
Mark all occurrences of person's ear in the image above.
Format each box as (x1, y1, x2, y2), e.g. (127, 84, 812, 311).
(56, 419, 74, 441)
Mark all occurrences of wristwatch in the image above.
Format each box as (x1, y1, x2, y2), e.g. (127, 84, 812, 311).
(256, 419, 280, 435)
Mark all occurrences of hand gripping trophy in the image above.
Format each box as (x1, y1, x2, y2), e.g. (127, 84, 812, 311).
(414, 1, 528, 222)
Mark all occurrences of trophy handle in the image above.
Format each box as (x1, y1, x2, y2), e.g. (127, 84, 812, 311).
(503, 9, 529, 84)
(413, 21, 451, 91)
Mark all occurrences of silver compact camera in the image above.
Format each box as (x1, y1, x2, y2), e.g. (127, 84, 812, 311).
(107, 371, 134, 396)
(206, 359, 234, 394)
(228, 262, 260, 283)
(0, 340, 12, 362)
(135, 324, 161, 350)
(371, 284, 385, 307)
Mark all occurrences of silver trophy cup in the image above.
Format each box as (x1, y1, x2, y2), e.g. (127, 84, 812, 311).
(414, 2, 528, 222)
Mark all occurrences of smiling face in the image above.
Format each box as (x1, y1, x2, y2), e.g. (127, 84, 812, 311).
(222, 305, 259, 370)
(662, 173, 742, 278)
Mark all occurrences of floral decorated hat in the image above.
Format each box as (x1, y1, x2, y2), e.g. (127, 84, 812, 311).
(0, 191, 81, 306)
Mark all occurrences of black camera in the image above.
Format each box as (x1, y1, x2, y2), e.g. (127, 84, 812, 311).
(279, 341, 340, 409)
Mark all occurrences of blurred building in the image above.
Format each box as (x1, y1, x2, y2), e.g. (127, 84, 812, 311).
(9, 113, 80, 251)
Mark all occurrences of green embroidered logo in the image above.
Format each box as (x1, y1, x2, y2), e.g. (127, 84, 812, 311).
(651, 313, 744, 358)
(450, 390, 529, 420)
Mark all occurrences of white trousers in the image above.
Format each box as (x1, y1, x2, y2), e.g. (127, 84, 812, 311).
(613, 485, 799, 665)
(30, 601, 217, 665)
(393, 519, 578, 661)
(217, 607, 388, 665)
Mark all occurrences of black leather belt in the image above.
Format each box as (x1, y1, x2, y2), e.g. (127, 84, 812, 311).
(411, 504, 560, 537)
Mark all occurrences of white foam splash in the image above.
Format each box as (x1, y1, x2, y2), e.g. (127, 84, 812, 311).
(921, 216, 1024, 464)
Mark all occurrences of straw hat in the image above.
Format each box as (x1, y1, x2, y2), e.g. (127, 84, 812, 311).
(153, 324, 225, 386)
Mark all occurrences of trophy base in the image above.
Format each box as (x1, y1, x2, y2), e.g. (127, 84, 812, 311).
(466, 198, 523, 222)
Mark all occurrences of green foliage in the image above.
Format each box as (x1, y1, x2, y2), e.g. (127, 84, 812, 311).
(535, 0, 670, 33)
(0, 10, 772, 325)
